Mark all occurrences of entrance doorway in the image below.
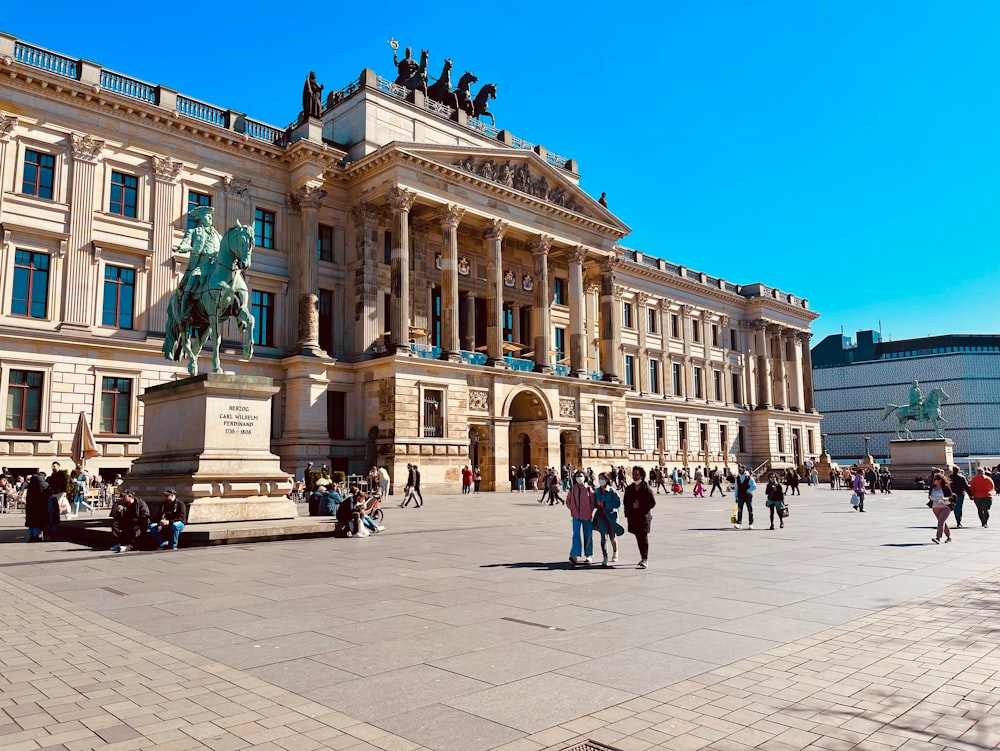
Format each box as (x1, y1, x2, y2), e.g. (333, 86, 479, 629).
(507, 390, 549, 470)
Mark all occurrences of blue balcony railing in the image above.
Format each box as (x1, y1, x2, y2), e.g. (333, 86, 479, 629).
(461, 351, 488, 365)
(409, 343, 441, 360)
(552, 363, 571, 377)
(504, 356, 535, 372)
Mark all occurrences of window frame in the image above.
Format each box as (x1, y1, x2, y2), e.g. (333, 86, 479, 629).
(629, 416, 642, 450)
(622, 301, 634, 329)
(186, 189, 212, 229)
(11, 248, 51, 320)
(250, 289, 276, 347)
(647, 307, 657, 333)
(649, 358, 660, 394)
(595, 403, 612, 445)
(99, 376, 133, 435)
(318, 224, 334, 262)
(672, 362, 683, 397)
(101, 263, 137, 330)
(624, 354, 635, 389)
(694, 366, 703, 399)
(552, 277, 567, 306)
(0, 361, 53, 435)
(254, 207, 276, 249)
(108, 170, 139, 219)
(421, 385, 447, 438)
(21, 148, 56, 200)
(90, 366, 142, 440)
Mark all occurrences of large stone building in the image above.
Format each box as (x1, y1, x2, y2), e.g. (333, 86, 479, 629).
(0, 32, 822, 490)
(813, 330, 1000, 463)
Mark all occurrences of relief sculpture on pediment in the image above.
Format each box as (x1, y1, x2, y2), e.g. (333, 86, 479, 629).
(452, 157, 587, 215)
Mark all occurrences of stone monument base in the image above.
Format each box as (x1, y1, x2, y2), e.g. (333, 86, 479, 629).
(888, 439, 954, 485)
(125, 374, 296, 523)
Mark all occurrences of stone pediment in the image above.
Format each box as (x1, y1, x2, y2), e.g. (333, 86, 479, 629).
(394, 144, 630, 236)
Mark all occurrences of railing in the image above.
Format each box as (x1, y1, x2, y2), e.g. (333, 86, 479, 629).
(424, 98, 455, 118)
(176, 95, 227, 127)
(511, 135, 534, 151)
(99, 70, 155, 103)
(504, 356, 535, 372)
(619, 248, 637, 262)
(589, 370, 604, 381)
(552, 363, 571, 377)
(460, 350, 488, 365)
(14, 41, 77, 79)
(467, 118, 499, 138)
(376, 76, 408, 100)
(245, 118, 288, 146)
(409, 343, 442, 360)
(642, 255, 660, 269)
(546, 152, 568, 169)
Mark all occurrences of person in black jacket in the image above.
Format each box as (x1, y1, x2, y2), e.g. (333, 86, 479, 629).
(622, 465, 656, 569)
(24, 472, 50, 541)
(110, 490, 150, 553)
(149, 489, 187, 550)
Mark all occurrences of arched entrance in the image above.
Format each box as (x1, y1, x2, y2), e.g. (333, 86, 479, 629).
(507, 390, 549, 471)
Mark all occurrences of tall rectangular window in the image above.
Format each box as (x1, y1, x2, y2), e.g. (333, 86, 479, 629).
(692, 320, 700, 343)
(22, 150, 55, 199)
(730, 329, 738, 350)
(671, 314, 679, 338)
(655, 419, 666, 450)
(713, 370, 723, 401)
(738, 425, 746, 453)
(502, 304, 513, 342)
(186, 190, 211, 228)
(6, 370, 43, 432)
(554, 327, 566, 362)
(732, 373, 742, 405)
(251, 290, 274, 346)
(100, 377, 131, 434)
(624, 355, 635, 388)
(102, 265, 135, 329)
(318, 224, 333, 262)
(318, 288, 333, 351)
(647, 307, 657, 333)
(694, 367, 703, 398)
(712, 324, 720, 347)
(699, 423, 709, 451)
(630, 417, 642, 450)
(431, 288, 442, 347)
(808, 429, 815, 454)
(12, 250, 49, 319)
(678, 421, 688, 451)
(720, 424, 729, 455)
(109, 171, 138, 218)
(383, 230, 392, 265)
(623, 302, 633, 329)
(672, 362, 683, 396)
(553, 277, 566, 305)
(327, 390, 346, 440)
(254, 208, 275, 249)
(649, 359, 660, 393)
(777, 426, 786, 453)
(423, 389, 444, 438)
(596, 405, 611, 445)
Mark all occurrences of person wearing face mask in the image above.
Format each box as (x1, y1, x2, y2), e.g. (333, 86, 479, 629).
(734, 466, 757, 530)
(566, 471, 596, 565)
(593, 472, 624, 566)
(623, 465, 656, 568)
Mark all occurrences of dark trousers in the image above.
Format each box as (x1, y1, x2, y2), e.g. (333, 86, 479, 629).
(710, 482, 723, 496)
(974, 497, 992, 527)
(111, 522, 140, 546)
(631, 530, 649, 561)
(769, 505, 784, 527)
(855, 491, 865, 511)
(737, 498, 754, 525)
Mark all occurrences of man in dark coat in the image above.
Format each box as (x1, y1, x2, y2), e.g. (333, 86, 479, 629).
(110, 490, 150, 553)
(25, 472, 50, 541)
(149, 489, 187, 550)
(622, 465, 656, 569)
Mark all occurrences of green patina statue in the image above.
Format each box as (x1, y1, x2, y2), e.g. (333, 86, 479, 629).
(881, 380, 950, 439)
(162, 206, 256, 375)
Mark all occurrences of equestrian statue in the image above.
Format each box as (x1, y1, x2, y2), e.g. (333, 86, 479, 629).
(473, 83, 497, 124)
(881, 381, 949, 439)
(163, 205, 256, 375)
(388, 40, 499, 123)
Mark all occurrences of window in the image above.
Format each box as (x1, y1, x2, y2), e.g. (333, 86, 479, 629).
(694, 367, 703, 398)
(187, 190, 211, 228)
(648, 307, 657, 333)
(699, 423, 709, 451)
(720, 424, 729, 455)
(738, 426, 746, 453)
(327, 390, 346, 440)
(99, 377, 131, 434)
(554, 327, 566, 362)
(553, 277, 566, 306)
(318, 224, 333, 262)
(649, 359, 660, 393)
(630, 417, 642, 450)
(624, 355, 635, 388)
(692, 320, 700, 343)
(251, 290, 274, 346)
(109, 171, 138, 218)
(22, 150, 55, 199)
(732, 373, 742, 405)
(254, 208, 275, 249)
(808, 429, 815, 454)
(777, 426, 785, 453)
(672, 362, 683, 396)
(431, 288, 442, 347)
(6, 370, 43, 431)
(423, 389, 444, 438)
(102, 265, 135, 329)
(713, 370, 723, 401)
(623, 302, 633, 328)
(655, 419, 665, 450)
(596, 405, 611, 445)
(678, 421, 688, 451)
(671, 314, 679, 338)
(502, 304, 513, 342)
(712, 324, 720, 347)
(383, 230, 392, 265)
(730, 329, 738, 350)
(319, 288, 333, 351)
(12, 250, 49, 319)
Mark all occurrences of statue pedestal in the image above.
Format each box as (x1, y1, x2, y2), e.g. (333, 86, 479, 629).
(889, 439, 954, 485)
(816, 452, 834, 482)
(125, 374, 296, 523)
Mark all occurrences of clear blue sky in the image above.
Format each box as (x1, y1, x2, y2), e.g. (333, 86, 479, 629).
(4, 1, 998, 342)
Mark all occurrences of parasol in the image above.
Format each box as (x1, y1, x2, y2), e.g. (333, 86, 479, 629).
(70, 411, 100, 466)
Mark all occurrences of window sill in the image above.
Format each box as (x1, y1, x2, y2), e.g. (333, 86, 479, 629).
(95, 435, 141, 443)
(0, 432, 53, 440)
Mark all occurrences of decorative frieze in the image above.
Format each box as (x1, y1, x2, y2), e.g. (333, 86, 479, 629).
(452, 156, 587, 214)
(469, 388, 490, 412)
(559, 398, 577, 418)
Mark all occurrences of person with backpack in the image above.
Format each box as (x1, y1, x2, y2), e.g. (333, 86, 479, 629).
(733, 466, 757, 530)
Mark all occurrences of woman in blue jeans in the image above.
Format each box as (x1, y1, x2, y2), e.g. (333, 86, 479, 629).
(566, 470, 595, 565)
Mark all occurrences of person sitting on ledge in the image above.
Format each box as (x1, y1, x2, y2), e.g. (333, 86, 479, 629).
(110, 490, 149, 553)
(353, 489, 385, 534)
(149, 489, 186, 550)
(318, 482, 343, 516)
(914, 476, 927, 490)
(335, 486, 363, 537)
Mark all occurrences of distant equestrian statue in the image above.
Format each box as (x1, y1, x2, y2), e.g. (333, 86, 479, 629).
(427, 58, 458, 110)
(473, 83, 497, 125)
(881, 386, 949, 439)
(454, 71, 478, 116)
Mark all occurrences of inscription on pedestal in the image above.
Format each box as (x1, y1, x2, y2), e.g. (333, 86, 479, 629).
(220, 404, 261, 437)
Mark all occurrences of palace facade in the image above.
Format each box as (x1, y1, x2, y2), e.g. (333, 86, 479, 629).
(0, 32, 822, 490)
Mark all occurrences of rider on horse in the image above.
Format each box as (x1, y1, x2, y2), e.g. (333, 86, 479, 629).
(909, 380, 924, 419)
(394, 46, 420, 86)
(175, 205, 221, 319)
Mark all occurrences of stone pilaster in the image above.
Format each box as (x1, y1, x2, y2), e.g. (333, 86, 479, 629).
(568, 247, 588, 377)
(350, 201, 383, 359)
(599, 258, 621, 383)
(387, 186, 416, 354)
(586, 282, 601, 375)
(438, 204, 464, 361)
(530, 235, 553, 373)
(148, 156, 182, 334)
(61, 134, 104, 331)
(0, 115, 18, 221)
(681, 304, 695, 400)
(800, 331, 816, 412)
(636, 292, 649, 392)
(293, 185, 327, 356)
(769, 324, 786, 409)
(223, 176, 252, 228)
(484, 219, 508, 367)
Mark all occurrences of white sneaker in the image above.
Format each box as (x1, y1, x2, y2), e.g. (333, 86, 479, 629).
(733, 523, 740, 530)
(748, 525, 754, 530)
(375, 525, 385, 532)
(351, 532, 363, 537)
(109, 544, 121, 552)
(611, 552, 618, 562)
(638, 559, 648, 569)
(116, 545, 131, 553)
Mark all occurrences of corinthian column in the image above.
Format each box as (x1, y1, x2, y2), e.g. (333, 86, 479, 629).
(149, 156, 182, 334)
(484, 219, 508, 367)
(292, 185, 327, 355)
(800, 332, 816, 412)
(387, 187, 416, 354)
(599, 258, 621, 382)
(438, 204, 464, 361)
(61, 134, 104, 331)
(788, 329, 804, 411)
(753, 320, 772, 409)
(530, 235, 553, 373)
(568, 247, 587, 377)
(769, 324, 786, 409)
(349, 201, 383, 359)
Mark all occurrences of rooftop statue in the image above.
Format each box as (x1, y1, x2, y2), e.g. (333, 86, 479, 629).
(473, 83, 497, 125)
(390, 40, 428, 97)
(301, 71, 323, 121)
(163, 206, 256, 375)
(881, 381, 950, 439)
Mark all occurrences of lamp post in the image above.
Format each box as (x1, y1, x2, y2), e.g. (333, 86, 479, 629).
(863, 435, 870, 461)
(821, 433, 828, 455)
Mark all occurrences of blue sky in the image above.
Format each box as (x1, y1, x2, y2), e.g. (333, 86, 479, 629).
(4, 1, 998, 342)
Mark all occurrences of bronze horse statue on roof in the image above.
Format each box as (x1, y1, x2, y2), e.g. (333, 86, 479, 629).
(427, 58, 458, 110)
(473, 83, 497, 125)
(454, 71, 478, 117)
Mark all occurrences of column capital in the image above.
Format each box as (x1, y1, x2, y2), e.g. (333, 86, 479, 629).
(293, 184, 327, 210)
(387, 186, 416, 213)
(484, 218, 509, 240)
(613, 285, 626, 301)
(350, 201, 384, 228)
(529, 234, 553, 256)
(636, 292, 651, 306)
(509, 301, 522, 310)
(438, 203, 465, 228)
(586, 282, 600, 296)
(600, 256, 619, 275)
(719, 314, 730, 329)
(681, 303, 695, 317)
(568, 245, 587, 265)
(751, 319, 768, 332)
(796, 330, 813, 344)
(70, 133, 104, 163)
(766, 322, 783, 335)
(0, 115, 18, 142)
(224, 176, 253, 201)
(151, 155, 183, 183)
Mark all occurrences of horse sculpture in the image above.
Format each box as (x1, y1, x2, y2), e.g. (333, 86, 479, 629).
(881, 387, 949, 439)
(427, 58, 458, 110)
(397, 48, 428, 96)
(473, 83, 497, 124)
(454, 71, 478, 116)
(163, 221, 256, 376)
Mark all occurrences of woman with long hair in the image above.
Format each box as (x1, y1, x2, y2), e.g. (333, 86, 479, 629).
(928, 474, 954, 544)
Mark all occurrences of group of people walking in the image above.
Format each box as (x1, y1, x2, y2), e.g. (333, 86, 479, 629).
(925, 466, 996, 544)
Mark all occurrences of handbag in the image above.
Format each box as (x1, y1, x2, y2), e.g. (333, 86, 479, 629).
(779, 506, 790, 518)
(850, 493, 860, 507)
(730, 503, 738, 525)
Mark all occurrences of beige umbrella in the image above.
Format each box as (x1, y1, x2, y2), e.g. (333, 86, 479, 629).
(70, 411, 100, 466)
